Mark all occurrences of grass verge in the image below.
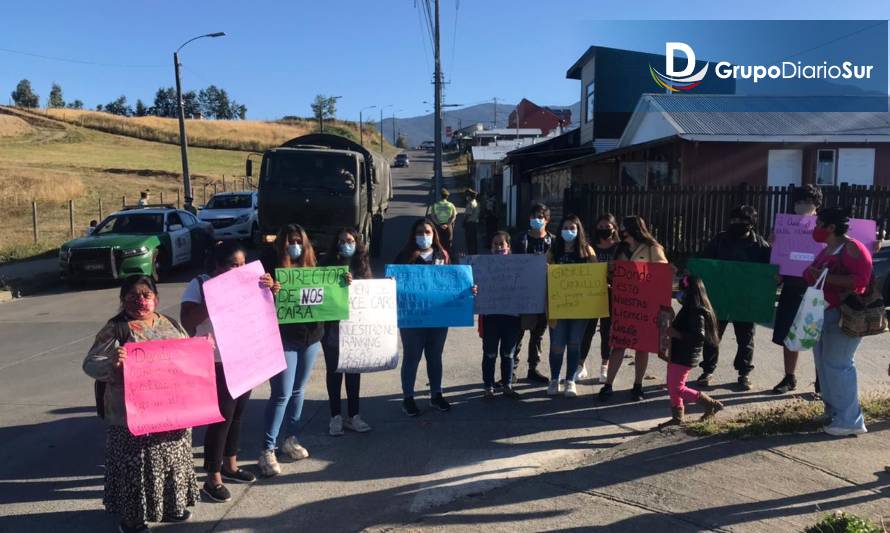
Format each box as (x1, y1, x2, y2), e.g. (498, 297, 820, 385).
(806, 511, 886, 533)
(686, 393, 890, 439)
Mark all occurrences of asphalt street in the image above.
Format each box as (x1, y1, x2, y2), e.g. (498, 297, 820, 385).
(0, 151, 888, 532)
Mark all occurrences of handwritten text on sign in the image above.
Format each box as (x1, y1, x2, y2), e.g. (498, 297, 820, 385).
(384, 264, 475, 328)
(547, 263, 609, 319)
(609, 261, 673, 353)
(123, 337, 223, 436)
(203, 260, 286, 398)
(771, 214, 877, 277)
(338, 279, 400, 373)
(275, 266, 348, 324)
(466, 254, 547, 315)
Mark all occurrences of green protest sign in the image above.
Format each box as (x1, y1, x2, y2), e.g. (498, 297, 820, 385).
(687, 258, 778, 324)
(275, 266, 349, 324)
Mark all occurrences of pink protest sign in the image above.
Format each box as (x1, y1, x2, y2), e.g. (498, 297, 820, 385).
(124, 337, 223, 436)
(203, 260, 286, 398)
(771, 214, 877, 277)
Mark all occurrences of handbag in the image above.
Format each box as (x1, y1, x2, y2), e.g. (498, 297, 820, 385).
(839, 275, 888, 337)
(784, 269, 827, 351)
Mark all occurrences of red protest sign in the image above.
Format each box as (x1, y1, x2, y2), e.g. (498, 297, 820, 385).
(124, 337, 223, 436)
(609, 261, 673, 353)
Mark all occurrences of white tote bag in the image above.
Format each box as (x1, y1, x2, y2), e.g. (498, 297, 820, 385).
(784, 269, 828, 352)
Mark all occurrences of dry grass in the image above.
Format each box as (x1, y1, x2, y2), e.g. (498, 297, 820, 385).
(0, 115, 34, 137)
(686, 393, 890, 438)
(37, 108, 397, 155)
(0, 170, 86, 213)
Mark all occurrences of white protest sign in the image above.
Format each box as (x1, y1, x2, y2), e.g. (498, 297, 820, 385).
(337, 279, 399, 373)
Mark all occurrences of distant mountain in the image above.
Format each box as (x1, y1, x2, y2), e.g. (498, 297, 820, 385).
(376, 101, 581, 146)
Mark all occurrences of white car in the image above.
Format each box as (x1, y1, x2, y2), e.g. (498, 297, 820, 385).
(198, 192, 258, 242)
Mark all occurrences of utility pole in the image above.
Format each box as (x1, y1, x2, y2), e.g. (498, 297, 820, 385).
(359, 105, 376, 147)
(433, 0, 443, 197)
(493, 97, 497, 129)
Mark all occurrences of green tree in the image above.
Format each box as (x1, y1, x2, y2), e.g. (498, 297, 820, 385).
(47, 83, 65, 108)
(198, 85, 246, 119)
(311, 94, 337, 129)
(396, 134, 409, 149)
(134, 99, 147, 117)
(182, 90, 200, 118)
(11, 79, 39, 108)
(67, 99, 84, 110)
(149, 87, 177, 117)
(103, 95, 132, 116)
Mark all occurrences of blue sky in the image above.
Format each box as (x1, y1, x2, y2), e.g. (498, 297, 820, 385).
(2, 0, 888, 120)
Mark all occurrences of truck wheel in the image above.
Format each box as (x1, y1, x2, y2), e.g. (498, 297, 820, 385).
(370, 215, 384, 258)
(152, 248, 170, 283)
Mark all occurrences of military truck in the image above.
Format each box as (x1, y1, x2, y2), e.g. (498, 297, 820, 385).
(247, 133, 393, 256)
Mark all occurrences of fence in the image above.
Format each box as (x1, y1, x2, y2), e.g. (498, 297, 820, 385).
(563, 183, 890, 263)
(10, 177, 257, 252)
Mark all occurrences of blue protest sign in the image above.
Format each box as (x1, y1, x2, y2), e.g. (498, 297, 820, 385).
(465, 254, 547, 315)
(384, 264, 475, 328)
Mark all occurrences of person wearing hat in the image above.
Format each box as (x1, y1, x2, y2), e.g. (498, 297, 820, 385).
(463, 189, 481, 255)
(431, 188, 457, 255)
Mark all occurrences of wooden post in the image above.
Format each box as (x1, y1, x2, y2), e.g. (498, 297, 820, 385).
(176, 189, 181, 208)
(214, 183, 218, 195)
(68, 200, 75, 238)
(203, 184, 207, 204)
(222, 175, 227, 192)
(98, 197, 104, 220)
(160, 191, 164, 205)
(32, 201, 38, 243)
(122, 195, 126, 208)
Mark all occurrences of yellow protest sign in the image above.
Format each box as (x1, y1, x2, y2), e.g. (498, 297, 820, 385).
(547, 263, 609, 319)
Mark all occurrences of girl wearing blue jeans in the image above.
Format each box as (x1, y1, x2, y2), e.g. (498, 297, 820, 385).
(258, 224, 340, 477)
(481, 231, 521, 399)
(548, 214, 597, 398)
(395, 218, 476, 416)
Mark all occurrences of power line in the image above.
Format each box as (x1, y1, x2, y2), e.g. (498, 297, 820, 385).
(0, 46, 164, 68)
(413, 0, 433, 70)
(448, 0, 459, 80)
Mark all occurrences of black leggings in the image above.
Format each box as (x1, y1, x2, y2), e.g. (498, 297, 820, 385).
(323, 344, 361, 418)
(204, 363, 250, 473)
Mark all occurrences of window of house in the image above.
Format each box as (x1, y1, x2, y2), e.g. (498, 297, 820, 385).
(816, 149, 836, 186)
(585, 82, 594, 123)
(619, 162, 646, 188)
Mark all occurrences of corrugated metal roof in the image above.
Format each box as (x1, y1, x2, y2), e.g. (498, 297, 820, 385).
(475, 128, 542, 137)
(471, 138, 540, 161)
(645, 94, 890, 136)
(592, 138, 620, 152)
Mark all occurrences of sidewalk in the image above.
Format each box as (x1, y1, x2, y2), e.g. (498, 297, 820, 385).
(0, 257, 59, 296)
(380, 424, 890, 532)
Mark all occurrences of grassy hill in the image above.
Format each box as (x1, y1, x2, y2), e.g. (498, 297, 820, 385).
(0, 106, 395, 262)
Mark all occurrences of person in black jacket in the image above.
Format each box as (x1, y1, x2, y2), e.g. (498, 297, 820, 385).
(697, 205, 771, 391)
(659, 275, 724, 427)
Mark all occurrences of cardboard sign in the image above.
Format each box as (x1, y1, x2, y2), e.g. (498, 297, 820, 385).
(123, 337, 223, 436)
(688, 258, 778, 324)
(275, 266, 349, 324)
(337, 279, 400, 373)
(547, 263, 609, 319)
(609, 261, 674, 353)
(466, 254, 547, 315)
(771, 214, 877, 276)
(384, 264, 475, 328)
(203, 260, 286, 398)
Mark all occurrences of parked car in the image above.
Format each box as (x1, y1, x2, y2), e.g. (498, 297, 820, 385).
(198, 191, 258, 243)
(59, 206, 213, 282)
(393, 153, 410, 168)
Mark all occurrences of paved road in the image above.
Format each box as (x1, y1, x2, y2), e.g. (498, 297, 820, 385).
(0, 151, 888, 532)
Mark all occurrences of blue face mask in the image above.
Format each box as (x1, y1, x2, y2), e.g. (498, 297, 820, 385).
(529, 218, 546, 230)
(416, 235, 433, 250)
(286, 244, 302, 260)
(561, 229, 578, 242)
(675, 290, 685, 303)
(339, 242, 356, 257)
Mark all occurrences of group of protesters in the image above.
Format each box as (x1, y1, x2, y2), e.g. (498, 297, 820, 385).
(83, 184, 881, 532)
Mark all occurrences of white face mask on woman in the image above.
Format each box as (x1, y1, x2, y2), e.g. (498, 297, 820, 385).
(287, 244, 302, 260)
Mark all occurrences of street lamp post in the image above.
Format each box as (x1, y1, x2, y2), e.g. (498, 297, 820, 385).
(359, 105, 376, 147)
(320, 95, 342, 133)
(393, 109, 403, 145)
(174, 31, 225, 213)
(380, 104, 392, 153)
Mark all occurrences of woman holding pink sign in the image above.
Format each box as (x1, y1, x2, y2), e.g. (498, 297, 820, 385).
(83, 275, 197, 533)
(181, 241, 277, 502)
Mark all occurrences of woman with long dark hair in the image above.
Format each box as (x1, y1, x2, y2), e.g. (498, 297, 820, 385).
(599, 215, 669, 402)
(258, 224, 323, 477)
(84, 275, 197, 532)
(323, 228, 374, 435)
(547, 214, 597, 398)
(577, 213, 620, 383)
(394, 218, 453, 416)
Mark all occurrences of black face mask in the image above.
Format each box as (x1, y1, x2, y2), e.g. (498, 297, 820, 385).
(595, 229, 613, 240)
(729, 222, 752, 238)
